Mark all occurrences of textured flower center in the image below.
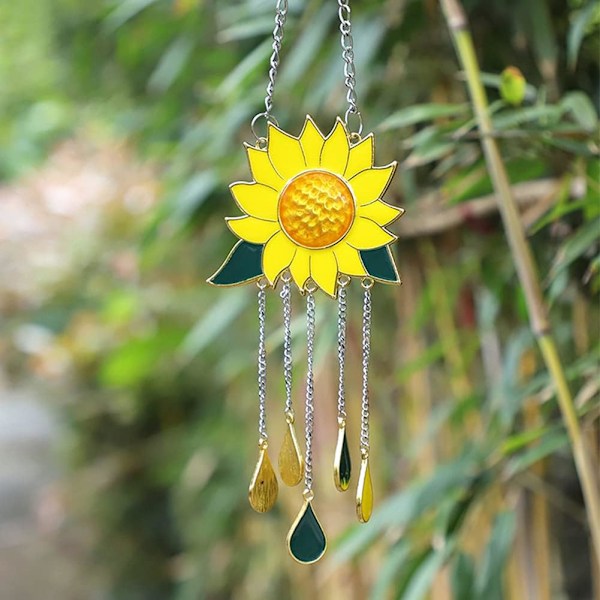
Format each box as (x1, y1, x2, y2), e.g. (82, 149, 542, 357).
(278, 170, 355, 249)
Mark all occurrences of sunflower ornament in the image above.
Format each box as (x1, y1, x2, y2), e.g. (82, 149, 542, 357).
(208, 0, 404, 565)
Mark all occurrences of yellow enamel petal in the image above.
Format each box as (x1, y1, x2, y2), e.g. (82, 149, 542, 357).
(345, 217, 396, 250)
(349, 164, 396, 205)
(358, 200, 404, 226)
(334, 243, 367, 276)
(310, 250, 338, 297)
(268, 123, 306, 179)
(262, 232, 296, 284)
(299, 117, 325, 168)
(230, 182, 278, 221)
(320, 118, 350, 174)
(246, 145, 285, 190)
(290, 248, 311, 290)
(344, 134, 374, 179)
(226, 216, 279, 244)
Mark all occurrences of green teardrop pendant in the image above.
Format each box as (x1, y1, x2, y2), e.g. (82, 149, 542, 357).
(287, 500, 327, 564)
(333, 424, 351, 492)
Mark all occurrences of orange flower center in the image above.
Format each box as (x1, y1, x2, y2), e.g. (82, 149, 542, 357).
(278, 170, 355, 249)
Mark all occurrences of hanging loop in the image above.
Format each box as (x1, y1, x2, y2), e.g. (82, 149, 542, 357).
(338, 0, 362, 134)
(251, 112, 279, 142)
(251, 0, 288, 140)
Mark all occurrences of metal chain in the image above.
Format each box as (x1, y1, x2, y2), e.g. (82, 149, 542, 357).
(304, 290, 316, 493)
(337, 0, 363, 135)
(257, 281, 268, 443)
(280, 278, 293, 416)
(251, 0, 288, 139)
(360, 280, 373, 453)
(337, 279, 349, 420)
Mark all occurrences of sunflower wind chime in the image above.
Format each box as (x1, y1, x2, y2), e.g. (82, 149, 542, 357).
(208, 0, 404, 564)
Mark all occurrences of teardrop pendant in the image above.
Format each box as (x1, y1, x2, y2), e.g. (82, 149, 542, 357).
(279, 415, 304, 487)
(356, 454, 373, 523)
(287, 497, 327, 564)
(333, 421, 351, 492)
(248, 444, 278, 513)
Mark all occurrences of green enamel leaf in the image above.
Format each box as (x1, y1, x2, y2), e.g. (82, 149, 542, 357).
(339, 430, 351, 489)
(208, 241, 264, 285)
(361, 247, 400, 283)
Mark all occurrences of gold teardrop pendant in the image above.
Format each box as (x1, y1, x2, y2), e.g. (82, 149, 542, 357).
(356, 454, 373, 523)
(248, 444, 278, 513)
(333, 420, 351, 492)
(278, 417, 304, 487)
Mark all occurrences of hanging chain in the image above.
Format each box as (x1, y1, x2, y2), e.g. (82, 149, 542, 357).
(337, 276, 350, 421)
(360, 279, 373, 454)
(337, 0, 363, 135)
(257, 280, 268, 444)
(281, 275, 293, 417)
(304, 289, 316, 496)
(251, 0, 288, 140)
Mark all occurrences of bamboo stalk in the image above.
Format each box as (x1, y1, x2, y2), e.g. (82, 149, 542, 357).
(439, 0, 600, 569)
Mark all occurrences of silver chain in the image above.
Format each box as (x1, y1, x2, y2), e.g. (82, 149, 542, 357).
(251, 0, 288, 139)
(281, 278, 293, 416)
(338, 0, 363, 135)
(257, 281, 268, 443)
(337, 279, 348, 420)
(360, 281, 373, 453)
(304, 290, 316, 493)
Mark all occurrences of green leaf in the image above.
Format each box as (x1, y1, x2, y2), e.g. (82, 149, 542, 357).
(475, 512, 516, 600)
(403, 542, 455, 600)
(179, 289, 250, 362)
(208, 241, 264, 286)
(371, 542, 411, 600)
(148, 36, 195, 94)
(451, 552, 476, 600)
(379, 103, 470, 131)
(561, 91, 598, 131)
(567, 1, 599, 70)
(361, 246, 400, 282)
(104, 0, 162, 32)
(492, 105, 565, 130)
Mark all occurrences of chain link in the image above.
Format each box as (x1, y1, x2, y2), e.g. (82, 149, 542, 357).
(251, 0, 288, 139)
(257, 282, 268, 443)
(304, 291, 316, 492)
(337, 281, 348, 420)
(280, 279, 293, 416)
(337, 0, 363, 135)
(360, 283, 372, 453)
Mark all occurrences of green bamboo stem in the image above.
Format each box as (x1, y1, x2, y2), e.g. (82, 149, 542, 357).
(439, 0, 600, 568)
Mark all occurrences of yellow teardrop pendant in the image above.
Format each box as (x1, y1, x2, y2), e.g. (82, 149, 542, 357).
(248, 444, 278, 513)
(356, 454, 373, 523)
(278, 416, 304, 487)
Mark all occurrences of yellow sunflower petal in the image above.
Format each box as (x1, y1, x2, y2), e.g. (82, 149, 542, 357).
(245, 145, 285, 190)
(310, 249, 338, 297)
(334, 243, 367, 276)
(345, 217, 396, 250)
(358, 200, 404, 226)
(349, 164, 397, 205)
(226, 216, 279, 244)
(230, 182, 278, 221)
(268, 123, 306, 179)
(299, 116, 325, 169)
(290, 248, 311, 290)
(344, 134, 374, 179)
(262, 232, 296, 284)
(320, 118, 350, 174)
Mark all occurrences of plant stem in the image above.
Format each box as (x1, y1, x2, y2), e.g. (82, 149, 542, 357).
(439, 0, 600, 568)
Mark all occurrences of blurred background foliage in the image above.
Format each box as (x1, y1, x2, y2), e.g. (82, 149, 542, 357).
(0, 0, 599, 598)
